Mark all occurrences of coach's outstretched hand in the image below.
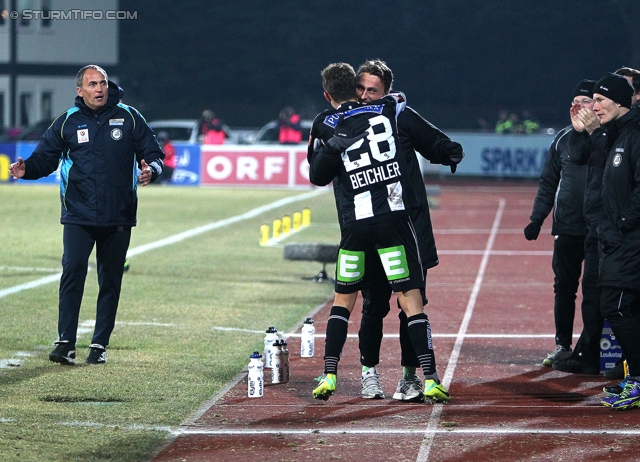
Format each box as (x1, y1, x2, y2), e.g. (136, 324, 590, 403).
(9, 156, 26, 180)
(524, 220, 543, 240)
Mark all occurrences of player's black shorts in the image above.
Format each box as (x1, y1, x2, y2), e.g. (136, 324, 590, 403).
(335, 215, 424, 294)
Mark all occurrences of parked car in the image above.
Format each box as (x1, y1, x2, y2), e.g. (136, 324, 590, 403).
(252, 119, 312, 144)
(0, 119, 54, 142)
(148, 119, 255, 144)
(148, 119, 201, 144)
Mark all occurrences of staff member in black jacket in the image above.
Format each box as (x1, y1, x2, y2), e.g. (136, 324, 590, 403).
(573, 73, 640, 409)
(10, 65, 164, 365)
(525, 80, 601, 374)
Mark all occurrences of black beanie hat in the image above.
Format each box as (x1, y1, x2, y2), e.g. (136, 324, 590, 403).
(593, 73, 634, 108)
(573, 79, 596, 99)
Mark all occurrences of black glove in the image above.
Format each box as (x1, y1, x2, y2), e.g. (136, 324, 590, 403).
(524, 221, 542, 240)
(327, 116, 370, 152)
(445, 141, 464, 173)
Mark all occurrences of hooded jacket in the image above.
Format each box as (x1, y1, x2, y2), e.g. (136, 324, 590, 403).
(23, 81, 164, 227)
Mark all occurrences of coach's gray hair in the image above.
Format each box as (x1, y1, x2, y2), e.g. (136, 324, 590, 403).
(76, 65, 108, 88)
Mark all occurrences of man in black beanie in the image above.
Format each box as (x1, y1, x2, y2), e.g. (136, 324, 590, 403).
(572, 72, 640, 409)
(525, 79, 600, 373)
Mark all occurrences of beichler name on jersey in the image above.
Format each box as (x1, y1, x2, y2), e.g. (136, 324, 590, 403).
(349, 161, 401, 190)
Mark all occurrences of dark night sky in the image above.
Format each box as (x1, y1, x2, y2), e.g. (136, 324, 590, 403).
(118, 0, 639, 130)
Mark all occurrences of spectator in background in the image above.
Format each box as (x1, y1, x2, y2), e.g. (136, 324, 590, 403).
(521, 109, 541, 134)
(495, 109, 522, 134)
(156, 131, 176, 184)
(278, 106, 303, 144)
(495, 109, 512, 133)
(199, 109, 230, 144)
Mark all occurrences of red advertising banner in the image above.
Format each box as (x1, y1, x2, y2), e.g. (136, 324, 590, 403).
(200, 146, 311, 187)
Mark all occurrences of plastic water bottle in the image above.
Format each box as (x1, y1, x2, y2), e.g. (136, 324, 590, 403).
(281, 339, 290, 383)
(264, 326, 278, 368)
(301, 318, 315, 357)
(271, 339, 283, 384)
(247, 351, 263, 398)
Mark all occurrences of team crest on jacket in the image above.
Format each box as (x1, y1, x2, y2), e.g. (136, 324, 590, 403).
(111, 128, 123, 140)
(613, 153, 622, 167)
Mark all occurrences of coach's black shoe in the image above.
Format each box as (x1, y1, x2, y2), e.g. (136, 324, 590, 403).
(85, 344, 107, 364)
(49, 341, 76, 365)
(552, 358, 599, 375)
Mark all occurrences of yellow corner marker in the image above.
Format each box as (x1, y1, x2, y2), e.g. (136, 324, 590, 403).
(302, 208, 311, 227)
(293, 212, 302, 230)
(259, 224, 270, 246)
(272, 219, 282, 238)
(282, 215, 291, 234)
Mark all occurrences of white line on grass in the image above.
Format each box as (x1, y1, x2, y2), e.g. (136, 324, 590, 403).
(0, 188, 328, 300)
(416, 198, 505, 462)
(0, 266, 61, 273)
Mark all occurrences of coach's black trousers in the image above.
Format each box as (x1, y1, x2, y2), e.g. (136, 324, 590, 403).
(570, 231, 603, 368)
(58, 224, 131, 346)
(551, 234, 585, 349)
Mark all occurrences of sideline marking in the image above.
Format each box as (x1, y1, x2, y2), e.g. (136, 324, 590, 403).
(0, 188, 327, 301)
(0, 265, 60, 273)
(4, 418, 640, 437)
(173, 427, 640, 436)
(211, 327, 573, 339)
(417, 198, 506, 462)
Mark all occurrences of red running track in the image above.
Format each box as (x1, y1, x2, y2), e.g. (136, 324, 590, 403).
(152, 180, 637, 462)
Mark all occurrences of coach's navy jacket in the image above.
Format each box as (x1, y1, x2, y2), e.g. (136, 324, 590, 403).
(23, 83, 164, 227)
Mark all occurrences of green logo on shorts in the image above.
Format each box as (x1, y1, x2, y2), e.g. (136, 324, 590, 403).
(337, 249, 364, 282)
(378, 245, 409, 281)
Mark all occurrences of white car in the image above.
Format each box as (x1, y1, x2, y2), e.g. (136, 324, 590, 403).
(148, 119, 256, 144)
(148, 119, 200, 144)
(253, 119, 312, 144)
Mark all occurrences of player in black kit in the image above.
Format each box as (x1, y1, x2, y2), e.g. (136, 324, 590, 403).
(307, 62, 450, 404)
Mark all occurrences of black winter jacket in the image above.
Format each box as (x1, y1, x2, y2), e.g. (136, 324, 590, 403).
(596, 108, 640, 289)
(23, 83, 164, 227)
(530, 126, 587, 237)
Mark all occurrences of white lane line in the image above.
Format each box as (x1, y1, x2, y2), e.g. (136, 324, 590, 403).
(417, 198, 506, 462)
(0, 188, 327, 300)
(211, 327, 572, 339)
(173, 427, 640, 436)
(3, 419, 638, 437)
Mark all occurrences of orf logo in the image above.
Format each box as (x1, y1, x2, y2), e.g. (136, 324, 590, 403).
(111, 128, 123, 140)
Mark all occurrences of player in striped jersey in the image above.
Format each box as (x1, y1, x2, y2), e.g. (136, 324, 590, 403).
(307, 62, 450, 404)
